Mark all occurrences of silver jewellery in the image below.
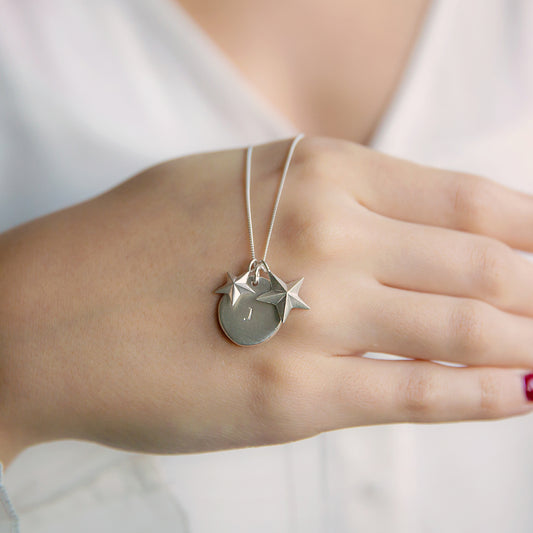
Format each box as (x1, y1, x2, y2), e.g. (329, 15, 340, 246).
(215, 134, 309, 346)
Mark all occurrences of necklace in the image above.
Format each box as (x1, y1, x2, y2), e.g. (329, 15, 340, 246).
(215, 134, 310, 346)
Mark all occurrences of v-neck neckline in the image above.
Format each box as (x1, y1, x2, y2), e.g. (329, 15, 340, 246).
(135, 0, 444, 148)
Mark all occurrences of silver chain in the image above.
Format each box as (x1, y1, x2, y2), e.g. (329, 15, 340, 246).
(245, 134, 304, 278)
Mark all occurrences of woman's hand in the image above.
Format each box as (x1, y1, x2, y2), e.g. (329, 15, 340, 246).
(2, 136, 533, 463)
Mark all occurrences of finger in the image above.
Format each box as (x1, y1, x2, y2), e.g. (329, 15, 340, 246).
(347, 145, 533, 252)
(358, 284, 533, 368)
(313, 356, 533, 430)
(368, 213, 533, 316)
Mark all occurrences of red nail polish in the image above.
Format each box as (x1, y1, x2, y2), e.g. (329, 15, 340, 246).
(524, 373, 533, 401)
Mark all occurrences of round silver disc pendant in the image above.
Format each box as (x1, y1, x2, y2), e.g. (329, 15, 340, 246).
(218, 275, 281, 346)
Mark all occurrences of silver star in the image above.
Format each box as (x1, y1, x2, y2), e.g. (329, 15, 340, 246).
(256, 271, 310, 323)
(215, 272, 255, 306)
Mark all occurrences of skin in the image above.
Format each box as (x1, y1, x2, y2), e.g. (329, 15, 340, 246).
(177, 0, 431, 142)
(2, 137, 533, 470)
(0, 0, 431, 464)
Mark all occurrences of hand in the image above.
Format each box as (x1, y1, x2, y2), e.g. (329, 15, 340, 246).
(2, 136, 533, 464)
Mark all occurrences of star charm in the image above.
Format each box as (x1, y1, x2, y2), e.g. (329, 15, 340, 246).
(256, 271, 310, 323)
(215, 272, 255, 306)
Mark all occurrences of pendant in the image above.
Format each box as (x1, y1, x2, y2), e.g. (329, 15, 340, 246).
(215, 267, 310, 346)
(217, 272, 281, 346)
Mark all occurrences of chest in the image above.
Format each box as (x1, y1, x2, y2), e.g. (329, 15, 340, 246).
(176, 0, 430, 144)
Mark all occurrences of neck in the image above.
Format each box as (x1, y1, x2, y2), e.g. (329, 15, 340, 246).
(176, 0, 431, 144)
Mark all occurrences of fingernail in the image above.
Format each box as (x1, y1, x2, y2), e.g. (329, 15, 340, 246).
(523, 373, 533, 401)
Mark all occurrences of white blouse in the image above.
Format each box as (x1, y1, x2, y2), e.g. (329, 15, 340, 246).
(0, 0, 532, 531)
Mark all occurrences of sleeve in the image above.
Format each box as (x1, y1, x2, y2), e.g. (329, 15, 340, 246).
(0, 462, 19, 533)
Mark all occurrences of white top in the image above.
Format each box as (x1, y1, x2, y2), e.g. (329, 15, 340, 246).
(1, 0, 533, 532)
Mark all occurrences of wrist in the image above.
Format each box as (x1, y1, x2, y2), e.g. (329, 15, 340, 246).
(0, 228, 45, 468)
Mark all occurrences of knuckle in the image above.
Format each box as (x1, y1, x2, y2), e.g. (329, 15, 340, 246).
(451, 175, 496, 233)
(295, 136, 355, 188)
(276, 137, 355, 259)
(292, 137, 336, 183)
(364, 151, 397, 185)
(280, 204, 345, 258)
(298, 136, 352, 167)
(402, 366, 437, 420)
(448, 300, 492, 361)
(470, 240, 513, 304)
(477, 371, 505, 416)
(247, 355, 312, 443)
